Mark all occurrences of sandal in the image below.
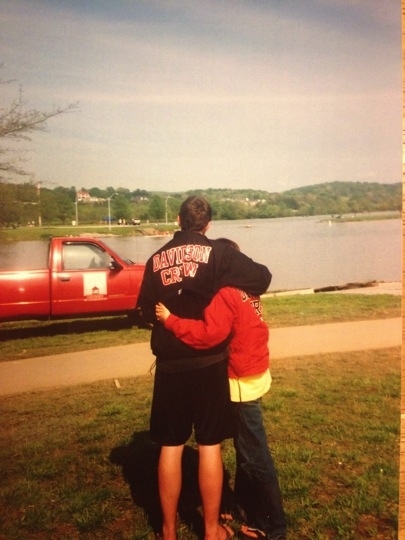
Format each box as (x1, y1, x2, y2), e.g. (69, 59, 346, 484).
(239, 525, 267, 540)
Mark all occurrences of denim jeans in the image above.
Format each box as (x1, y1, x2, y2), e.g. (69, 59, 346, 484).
(232, 399, 287, 538)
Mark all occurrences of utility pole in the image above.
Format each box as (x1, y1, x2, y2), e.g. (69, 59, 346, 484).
(36, 182, 42, 227)
(165, 196, 173, 224)
(107, 193, 117, 231)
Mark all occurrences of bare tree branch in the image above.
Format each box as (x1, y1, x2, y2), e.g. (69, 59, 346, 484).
(0, 67, 79, 178)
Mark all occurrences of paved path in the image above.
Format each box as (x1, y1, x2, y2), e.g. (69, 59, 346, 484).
(0, 317, 401, 396)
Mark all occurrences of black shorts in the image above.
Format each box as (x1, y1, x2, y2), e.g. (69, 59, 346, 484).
(150, 360, 234, 446)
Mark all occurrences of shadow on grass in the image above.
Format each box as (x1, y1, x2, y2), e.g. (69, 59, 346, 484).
(0, 313, 147, 341)
(109, 430, 236, 538)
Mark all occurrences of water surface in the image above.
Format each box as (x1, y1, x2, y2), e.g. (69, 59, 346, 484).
(0, 216, 400, 291)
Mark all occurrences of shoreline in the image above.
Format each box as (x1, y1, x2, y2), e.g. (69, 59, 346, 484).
(266, 280, 402, 297)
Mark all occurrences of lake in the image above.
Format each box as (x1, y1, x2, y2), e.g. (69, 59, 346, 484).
(0, 216, 401, 292)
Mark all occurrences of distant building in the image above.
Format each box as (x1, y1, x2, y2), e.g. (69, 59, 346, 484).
(77, 191, 103, 203)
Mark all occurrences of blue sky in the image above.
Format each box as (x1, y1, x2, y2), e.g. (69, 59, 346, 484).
(0, 0, 401, 193)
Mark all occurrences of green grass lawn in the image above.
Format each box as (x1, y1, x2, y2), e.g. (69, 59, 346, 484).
(0, 347, 399, 539)
(0, 223, 177, 243)
(0, 292, 401, 537)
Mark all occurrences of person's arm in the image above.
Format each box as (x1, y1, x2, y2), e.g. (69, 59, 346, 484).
(136, 259, 157, 324)
(216, 244, 271, 296)
(155, 289, 235, 349)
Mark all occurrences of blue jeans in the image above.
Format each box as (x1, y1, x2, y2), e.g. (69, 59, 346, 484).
(233, 399, 287, 538)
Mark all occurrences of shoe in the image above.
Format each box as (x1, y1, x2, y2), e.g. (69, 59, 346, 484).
(239, 525, 267, 540)
(239, 527, 287, 540)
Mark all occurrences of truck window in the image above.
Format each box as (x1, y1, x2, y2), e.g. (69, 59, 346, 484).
(62, 243, 112, 270)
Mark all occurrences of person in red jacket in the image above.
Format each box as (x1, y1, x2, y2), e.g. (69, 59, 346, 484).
(155, 239, 287, 540)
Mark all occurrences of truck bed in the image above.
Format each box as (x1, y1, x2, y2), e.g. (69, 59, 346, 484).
(0, 268, 51, 320)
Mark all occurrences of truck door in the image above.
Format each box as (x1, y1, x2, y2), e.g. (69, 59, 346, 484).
(51, 241, 132, 316)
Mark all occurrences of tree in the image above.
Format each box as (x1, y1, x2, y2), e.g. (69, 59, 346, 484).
(88, 187, 107, 199)
(0, 67, 77, 180)
(148, 196, 165, 221)
(40, 189, 74, 225)
(112, 195, 132, 222)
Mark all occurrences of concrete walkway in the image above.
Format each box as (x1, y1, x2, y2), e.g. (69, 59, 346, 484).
(0, 317, 401, 396)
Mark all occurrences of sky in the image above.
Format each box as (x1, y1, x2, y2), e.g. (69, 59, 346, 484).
(0, 0, 401, 193)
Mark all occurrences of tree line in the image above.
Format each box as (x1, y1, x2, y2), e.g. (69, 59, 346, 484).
(0, 180, 401, 228)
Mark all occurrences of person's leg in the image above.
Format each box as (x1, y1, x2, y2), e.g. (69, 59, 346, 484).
(150, 368, 192, 538)
(158, 444, 185, 540)
(193, 361, 235, 539)
(198, 443, 227, 540)
(233, 400, 287, 539)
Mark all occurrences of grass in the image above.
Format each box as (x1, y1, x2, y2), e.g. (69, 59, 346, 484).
(0, 347, 399, 539)
(0, 315, 152, 362)
(0, 293, 401, 362)
(325, 212, 400, 223)
(262, 292, 401, 328)
(0, 223, 177, 243)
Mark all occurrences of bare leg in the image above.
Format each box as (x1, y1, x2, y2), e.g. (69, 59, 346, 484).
(158, 444, 184, 540)
(199, 444, 231, 540)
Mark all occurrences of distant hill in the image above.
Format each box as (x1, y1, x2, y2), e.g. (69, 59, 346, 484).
(0, 180, 401, 226)
(185, 181, 401, 219)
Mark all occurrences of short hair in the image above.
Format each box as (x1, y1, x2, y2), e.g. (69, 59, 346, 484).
(216, 237, 240, 252)
(179, 196, 212, 232)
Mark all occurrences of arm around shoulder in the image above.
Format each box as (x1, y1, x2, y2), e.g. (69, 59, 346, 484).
(220, 248, 272, 296)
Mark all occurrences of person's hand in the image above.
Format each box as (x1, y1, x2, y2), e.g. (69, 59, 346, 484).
(155, 302, 171, 323)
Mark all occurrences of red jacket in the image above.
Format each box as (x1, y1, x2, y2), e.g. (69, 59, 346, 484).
(164, 286, 270, 378)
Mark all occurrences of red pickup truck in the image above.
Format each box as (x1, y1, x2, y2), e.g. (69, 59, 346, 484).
(0, 237, 145, 323)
